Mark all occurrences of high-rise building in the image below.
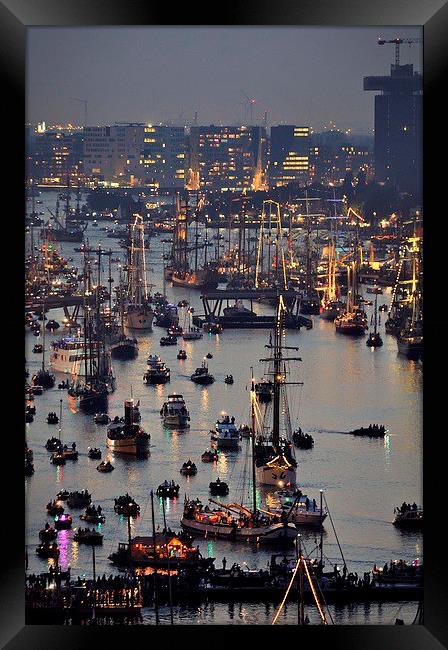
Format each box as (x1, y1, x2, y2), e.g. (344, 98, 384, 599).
(141, 125, 186, 190)
(83, 123, 145, 185)
(364, 63, 422, 196)
(31, 130, 83, 184)
(187, 125, 267, 192)
(268, 125, 310, 187)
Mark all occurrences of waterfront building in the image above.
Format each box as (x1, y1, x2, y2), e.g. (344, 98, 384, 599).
(187, 125, 267, 192)
(141, 125, 186, 191)
(268, 125, 310, 187)
(364, 62, 422, 196)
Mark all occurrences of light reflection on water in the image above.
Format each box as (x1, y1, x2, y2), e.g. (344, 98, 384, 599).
(25, 194, 422, 624)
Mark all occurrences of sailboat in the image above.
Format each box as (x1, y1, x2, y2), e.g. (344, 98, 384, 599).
(181, 372, 297, 544)
(32, 297, 55, 389)
(47, 175, 85, 242)
(366, 291, 383, 347)
(170, 194, 219, 290)
(125, 214, 155, 330)
(334, 262, 368, 336)
(110, 267, 139, 359)
(300, 193, 321, 315)
(397, 236, 423, 359)
(254, 296, 299, 487)
(320, 238, 344, 321)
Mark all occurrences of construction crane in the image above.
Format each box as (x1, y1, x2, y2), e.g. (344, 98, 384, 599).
(69, 97, 88, 126)
(240, 91, 256, 124)
(377, 37, 422, 66)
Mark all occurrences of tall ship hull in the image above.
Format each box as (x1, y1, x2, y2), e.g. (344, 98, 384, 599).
(397, 335, 423, 359)
(171, 269, 219, 290)
(180, 517, 297, 543)
(110, 339, 138, 359)
(106, 437, 150, 455)
(125, 306, 154, 330)
(256, 464, 296, 488)
(78, 388, 109, 414)
(50, 229, 84, 243)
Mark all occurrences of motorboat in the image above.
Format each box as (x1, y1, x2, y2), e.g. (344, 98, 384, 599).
(106, 399, 150, 456)
(114, 495, 140, 517)
(80, 505, 106, 523)
(203, 321, 223, 334)
(224, 375, 234, 385)
(39, 525, 57, 542)
(350, 425, 387, 437)
(50, 451, 66, 465)
(168, 325, 183, 336)
(366, 332, 383, 347)
(143, 359, 170, 384)
(46, 412, 59, 425)
(108, 532, 212, 569)
(33, 344, 43, 354)
(190, 361, 214, 385)
(177, 349, 187, 360)
(54, 514, 73, 530)
(180, 460, 197, 476)
(60, 445, 79, 461)
(160, 394, 190, 428)
(73, 527, 103, 545)
(201, 449, 219, 463)
(182, 328, 203, 341)
(209, 478, 229, 496)
(46, 500, 64, 516)
(45, 319, 60, 331)
(67, 490, 92, 508)
(97, 460, 115, 472)
(160, 335, 177, 346)
(110, 335, 138, 360)
(393, 504, 423, 529)
(156, 480, 180, 498)
(239, 424, 251, 438)
(94, 413, 111, 425)
(87, 447, 102, 459)
(292, 430, 314, 449)
(212, 414, 240, 450)
(272, 495, 326, 527)
(372, 559, 422, 586)
(36, 542, 60, 559)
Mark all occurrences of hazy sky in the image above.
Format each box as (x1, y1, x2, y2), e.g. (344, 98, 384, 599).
(27, 26, 422, 133)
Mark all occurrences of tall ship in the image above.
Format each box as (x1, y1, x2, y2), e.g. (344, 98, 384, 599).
(397, 231, 423, 359)
(334, 262, 368, 336)
(299, 193, 321, 315)
(125, 214, 154, 330)
(106, 399, 150, 456)
(320, 238, 344, 321)
(46, 177, 85, 243)
(110, 267, 139, 359)
(254, 296, 299, 487)
(169, 194, 219, 290)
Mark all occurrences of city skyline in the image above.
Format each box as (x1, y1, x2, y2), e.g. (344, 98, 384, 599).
(27, 26, 421, 133)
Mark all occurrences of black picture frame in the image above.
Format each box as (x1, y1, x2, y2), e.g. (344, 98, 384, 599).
(1, 0, 447, 647)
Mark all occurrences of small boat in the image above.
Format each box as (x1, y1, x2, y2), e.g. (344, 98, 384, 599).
(366, 332, 383, 347)
(114, 494, 140, 516)
(46, 500, 64, 516)
(97, 460, 115, 473)
(143, 359, 171, 384)
(180, 460, 197, 476)
(33, 344, 43, 354)
(39, 525, 57, 542)
(94, 413, 111, 425)
(56, 489, 69, 501)
(273, 495, 327, 527)
(45, 437, 62, 451)
(46, 412, 59, 425)
(50, 451, 66, 465)
(177, 300, 189, 308)
(156, 480, 180, 498)
(58, 380, 70, 389)
(239, 424, 251, 438)
(31, 385, 44, 395)
(366, 286, 383, 295)
(191, 361, 215, 385)
(224, 375, 234, 385)
(45, 319, 60, 331)
(73, 527, 103, 545)
(201, 449, 219, 463)
(54, 514, 73, 530)
(350, 425, 386, 437)
(177, 349, 187, 360)
(393, 503, 423, 529)
(160, 335, 178, 346)
(67, 490, 92, 508)
(88, 447, 102, 459)
(25, 411, 34, 423)
(168, 325, 183, 336)
(203, 322, 223, 334)
(80, 505, 105, 523)
(209, 478, 229, 496)
(206, 353, 213, 359)
(379, 304, 388, 312)
(182, 328, 203, 341)
(292, 429, 314, 449)
(212, 414, 240, 450)
(60, 445, 79, 461)
(36, 542, 59, 559)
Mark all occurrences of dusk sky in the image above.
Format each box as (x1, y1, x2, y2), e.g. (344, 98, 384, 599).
(27, 26, 422, 133)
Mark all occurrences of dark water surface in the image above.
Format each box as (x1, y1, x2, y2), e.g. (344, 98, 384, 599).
(25, 192, 422, 624)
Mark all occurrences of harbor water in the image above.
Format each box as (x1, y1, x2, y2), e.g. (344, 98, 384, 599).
(25, 192, 422, 624)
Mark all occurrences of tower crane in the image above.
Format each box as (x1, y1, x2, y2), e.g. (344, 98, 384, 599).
(377, 37, 422, 66)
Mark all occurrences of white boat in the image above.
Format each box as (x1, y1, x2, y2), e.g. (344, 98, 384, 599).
(125, 304, 154, 330)
(255, 455, 296, 488)
(50, 336, 114, 380)
(124, 215, 155, 330)
(212, 414, 240, 449)
(160, 394, 190, 427)
(106, 399, 150, 455)
(272, 496, 326, 527)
